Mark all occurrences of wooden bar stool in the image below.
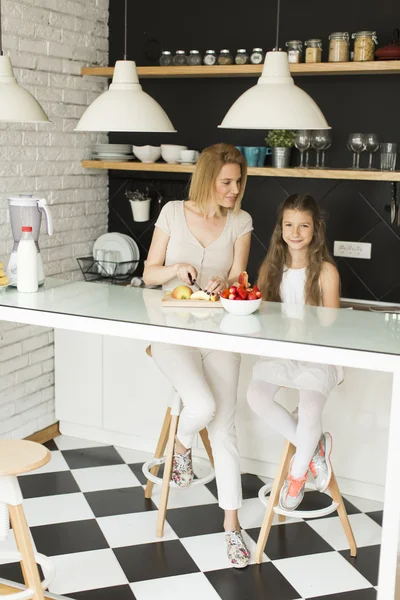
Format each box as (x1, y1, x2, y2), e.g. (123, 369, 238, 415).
(0, 440, 55, 600)
(255, 439, 357, 563)
(142, 345, 215, 537)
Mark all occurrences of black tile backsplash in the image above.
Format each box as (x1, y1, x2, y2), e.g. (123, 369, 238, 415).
(107, 0, 400, 303)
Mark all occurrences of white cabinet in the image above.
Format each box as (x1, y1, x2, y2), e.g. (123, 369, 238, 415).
(102, 337, 171, 441)
(55, 330, 103, 428)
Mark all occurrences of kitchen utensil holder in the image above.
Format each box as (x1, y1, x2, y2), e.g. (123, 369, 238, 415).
(77, 257, 139, 283)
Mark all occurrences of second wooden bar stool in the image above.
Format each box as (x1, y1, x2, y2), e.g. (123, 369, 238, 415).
(142, 345, 215, 537)
(255, 439, 357, 563)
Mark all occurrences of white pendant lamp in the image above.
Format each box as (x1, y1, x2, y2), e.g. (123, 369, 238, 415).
(219, 0, 329, 130)
(0, 1, 49, 122)
(75, 0, 175, 132)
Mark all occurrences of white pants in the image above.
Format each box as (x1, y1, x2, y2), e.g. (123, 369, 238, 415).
(151, 343, 242, 510)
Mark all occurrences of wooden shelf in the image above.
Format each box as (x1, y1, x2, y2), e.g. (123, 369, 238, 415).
(82, 160, 400, 181)
(81, 61, 400, 78)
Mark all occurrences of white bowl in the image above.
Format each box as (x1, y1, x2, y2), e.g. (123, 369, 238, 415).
(161, 144, 188, 164)
(220, 297, 262, 316)
(132, 145, 161, 163)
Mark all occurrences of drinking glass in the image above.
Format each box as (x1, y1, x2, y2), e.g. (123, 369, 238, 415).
(104, 250, 120, 276)
(347, 133, 366, 169)
(365, 133, 379, 169)
(320, 131, 332, 168)
(295, 131, 311, 168)
(380, 142, 398, 171)
(311, 130, 329, 168)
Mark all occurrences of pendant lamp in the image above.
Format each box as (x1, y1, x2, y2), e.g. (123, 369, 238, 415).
(219, 0, 329, 130)
(75, 0, 176, 132)
(0, 0, 49, 122)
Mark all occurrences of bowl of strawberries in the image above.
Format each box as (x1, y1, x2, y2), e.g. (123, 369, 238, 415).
(220, 271, 262, 316)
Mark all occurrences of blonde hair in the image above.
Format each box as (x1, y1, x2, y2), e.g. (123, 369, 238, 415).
(257, 194, 336, 306)
(188, 143, 247, 216)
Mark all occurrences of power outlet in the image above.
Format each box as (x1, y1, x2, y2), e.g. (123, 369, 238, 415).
(333, 241, 371, 259)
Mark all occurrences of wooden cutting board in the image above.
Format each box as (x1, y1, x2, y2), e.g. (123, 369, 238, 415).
(161, 294, 222, 308)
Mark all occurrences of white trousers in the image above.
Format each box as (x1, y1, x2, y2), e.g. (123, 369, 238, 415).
(151, 343, 242, 510)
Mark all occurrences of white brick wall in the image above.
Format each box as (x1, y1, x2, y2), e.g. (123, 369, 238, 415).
(0, 0, 109, 439)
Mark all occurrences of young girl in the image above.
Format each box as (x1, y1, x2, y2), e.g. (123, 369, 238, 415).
(247, 194, 343, 511)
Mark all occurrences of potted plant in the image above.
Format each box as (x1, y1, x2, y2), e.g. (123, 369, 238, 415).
(265, 130, 296, 168)
(126, 188, 151, 222)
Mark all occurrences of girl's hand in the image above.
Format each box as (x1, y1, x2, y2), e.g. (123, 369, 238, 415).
(175, 263, 198, 286)
(205, 276, 228, 296)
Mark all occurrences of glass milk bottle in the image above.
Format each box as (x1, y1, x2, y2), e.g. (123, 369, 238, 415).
(17, 226, 38, 293)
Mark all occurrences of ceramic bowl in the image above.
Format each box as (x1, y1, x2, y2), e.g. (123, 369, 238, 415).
(132, 145, 161, 163)
(220, 297, 262, 316)
(161, 144, 188, 164)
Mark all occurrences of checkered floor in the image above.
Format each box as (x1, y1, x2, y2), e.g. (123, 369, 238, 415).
(1, 435, 382, 600)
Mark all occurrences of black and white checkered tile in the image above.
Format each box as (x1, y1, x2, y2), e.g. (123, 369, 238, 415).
(1, 435, 382, 600)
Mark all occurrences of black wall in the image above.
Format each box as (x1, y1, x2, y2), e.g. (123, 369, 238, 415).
(108, 0, 400, 302)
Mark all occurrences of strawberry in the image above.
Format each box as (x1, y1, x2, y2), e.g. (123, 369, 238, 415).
(237, 285, 248, 300)
(252, 285, 260, 293)
(229, 286, 237, 294)
(221, 289, 230, 299)
(229, 293, 236, 300)
(255, 291, 262, 298)
(247, 291, 257, 300)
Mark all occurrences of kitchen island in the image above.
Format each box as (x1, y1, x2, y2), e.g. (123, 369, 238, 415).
(0, 278, 398, 600)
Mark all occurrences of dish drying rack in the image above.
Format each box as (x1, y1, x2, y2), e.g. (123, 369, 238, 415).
(77, 257, 139, 284)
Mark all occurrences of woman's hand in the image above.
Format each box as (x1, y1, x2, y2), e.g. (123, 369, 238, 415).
(175, 263, 198, 286)
(204, 276, 228, 296)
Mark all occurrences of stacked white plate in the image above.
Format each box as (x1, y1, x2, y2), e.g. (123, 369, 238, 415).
(93, 233, 140, 275)
(91, 144, 134, 162)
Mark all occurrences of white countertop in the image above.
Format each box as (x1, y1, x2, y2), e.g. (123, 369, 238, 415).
(0, 279, 399, 367)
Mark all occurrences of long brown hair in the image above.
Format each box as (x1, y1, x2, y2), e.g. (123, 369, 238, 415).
(188, 143, 247, 216)
(257, 194, 335, 306)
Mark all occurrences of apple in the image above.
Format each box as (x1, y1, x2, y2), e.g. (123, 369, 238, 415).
(171, 285, 193, 299)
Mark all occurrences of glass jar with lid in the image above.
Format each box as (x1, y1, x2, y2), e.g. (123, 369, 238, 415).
(173, 50, 188, 66)
(286, 40, 303, 63)
(352, 31, 378, 61)
(235, 49, 249, 65)
(250, 47, 265, 64)
(159, 51, 173, 66)
(305, 39, 322, 63)
(218, 49, 234, 65)
(187, 49, 202, 66)
(328, 32, 349, 62)
(203, 50, 217, 65)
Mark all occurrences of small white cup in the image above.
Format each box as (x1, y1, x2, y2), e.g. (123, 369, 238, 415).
(180, 150, 196, 163)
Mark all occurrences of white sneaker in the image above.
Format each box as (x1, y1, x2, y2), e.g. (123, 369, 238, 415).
(171, 450, 194, 488)
(309, 432, 333, 493)
(225, 530, 251, 568)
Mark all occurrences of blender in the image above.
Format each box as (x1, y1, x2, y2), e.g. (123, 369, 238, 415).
(7, 194, 53, 286)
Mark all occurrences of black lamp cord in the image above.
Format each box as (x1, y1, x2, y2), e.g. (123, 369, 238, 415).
(274, 0, 281, 51)
(123, 0, 127, 60)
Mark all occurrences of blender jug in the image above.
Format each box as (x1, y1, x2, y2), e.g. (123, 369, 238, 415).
(7, 194, 53, 285)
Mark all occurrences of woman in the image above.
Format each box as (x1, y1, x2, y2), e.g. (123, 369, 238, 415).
(143, 143, 253, 568)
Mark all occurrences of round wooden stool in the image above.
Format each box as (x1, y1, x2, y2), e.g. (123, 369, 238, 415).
(142, 346, 215, 537)
(0, 440, 55, 600)
(255, 439, 357, 563)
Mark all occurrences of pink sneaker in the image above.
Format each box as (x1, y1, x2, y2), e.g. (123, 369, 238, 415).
(279, 456, 307, 511)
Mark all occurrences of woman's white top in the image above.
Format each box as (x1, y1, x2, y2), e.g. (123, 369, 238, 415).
(155, 200, 253, 291)
(253, 266, 344, 397)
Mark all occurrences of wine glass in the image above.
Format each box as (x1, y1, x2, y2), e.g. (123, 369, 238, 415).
(295, 130, 311, 168)
(320, 131, 332, 168)
(364, 133, 379, 170)
(311, 130, 329, 168)
(347, 133, 366, 169)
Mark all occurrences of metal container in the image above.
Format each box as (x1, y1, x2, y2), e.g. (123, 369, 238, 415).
(272, 148, 292, 168)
